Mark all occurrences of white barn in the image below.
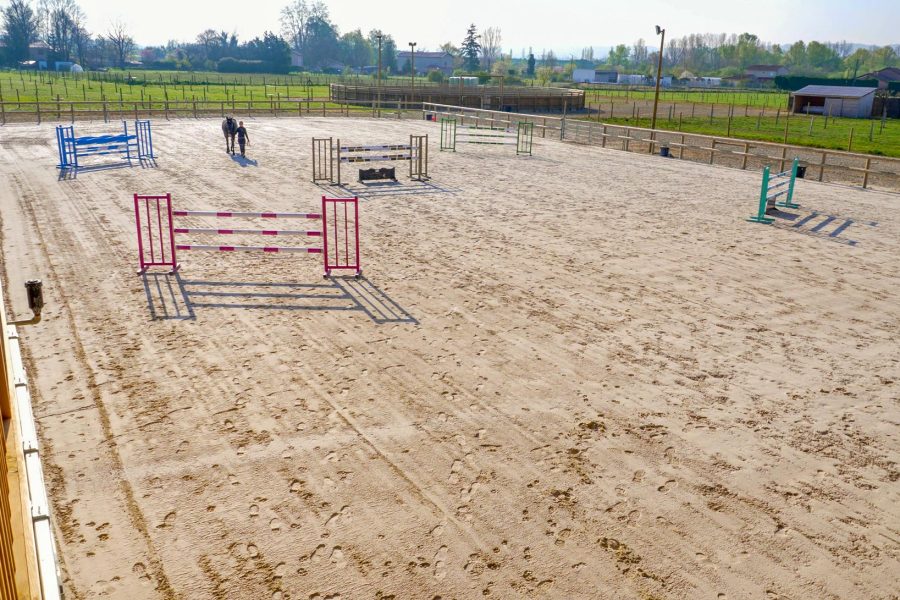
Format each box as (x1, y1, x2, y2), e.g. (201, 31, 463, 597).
(791, 85, 876, 118)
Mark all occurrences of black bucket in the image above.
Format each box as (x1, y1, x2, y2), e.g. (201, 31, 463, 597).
(660, 146, 670, 158)
(796, 166, 807, 179)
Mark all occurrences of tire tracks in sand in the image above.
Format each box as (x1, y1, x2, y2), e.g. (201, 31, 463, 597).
(8, 170, 176, 600)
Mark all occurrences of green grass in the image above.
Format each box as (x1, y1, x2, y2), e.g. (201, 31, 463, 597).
(582, 87, 791, 109)
(0, 69, 337, 104)
(576, 112, 899, 158)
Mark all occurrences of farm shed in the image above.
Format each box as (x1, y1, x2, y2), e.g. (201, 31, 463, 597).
(791, 85, 876, 118)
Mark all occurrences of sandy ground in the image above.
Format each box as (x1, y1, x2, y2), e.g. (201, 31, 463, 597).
(0, 116, 898, 600)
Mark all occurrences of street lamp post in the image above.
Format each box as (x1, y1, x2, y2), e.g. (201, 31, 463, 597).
(409, 42, 417, 95)
(376, 33, 383, 117)
(650, 25, 666, 131)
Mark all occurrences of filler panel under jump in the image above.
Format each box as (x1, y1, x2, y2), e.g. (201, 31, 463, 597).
(135, 194, 360, 278)
(57, 120, 155, 171)
(312, 135, 429, 185)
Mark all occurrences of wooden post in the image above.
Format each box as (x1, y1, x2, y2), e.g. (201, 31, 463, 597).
(1, 102, 5, 125)
(848, 128, 854, 152)
(679, 134, 685, 159)
(779, 146, 786, 172)
(862, 156, 871, 189)
(36, 101, 41, 124)
(819, 151, 827, 182)
(709, 138, 716, 164)
(624, 128, 630, 152)
(103, 100, 108, 123)
(741, 142, 749, 170)
(602, 125, 607, 148)
(165, 100, 169, 120)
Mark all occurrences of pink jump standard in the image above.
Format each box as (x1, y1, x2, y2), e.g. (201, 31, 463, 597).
(134, 194, 361, 278)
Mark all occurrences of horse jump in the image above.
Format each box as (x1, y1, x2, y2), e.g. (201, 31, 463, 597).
(748, 158, 800, 224)
(135, 194, 360, 278)
(56, 120, 155, 171)
(439, 118, 533, 156)
(311, 135, 429, 184)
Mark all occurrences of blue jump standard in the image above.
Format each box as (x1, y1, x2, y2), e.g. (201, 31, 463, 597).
(56, 120, 155, 171)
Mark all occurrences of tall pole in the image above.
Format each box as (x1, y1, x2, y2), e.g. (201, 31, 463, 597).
(409, 42, 417, 95)
(651, 25, 666, 131)
(376, 33, 383, 118)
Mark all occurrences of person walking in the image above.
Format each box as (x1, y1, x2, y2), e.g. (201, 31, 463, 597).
(236, 121, 250, 157)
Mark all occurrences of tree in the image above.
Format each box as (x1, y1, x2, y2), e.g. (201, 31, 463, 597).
(481, 26, 501, 70)
(535, 66, 551, 86)
(2, 0, 39, 64)
(526, 52, 535, 76)
(339, 28, 371, 68)
(37, 0, 85, 62)
(303, 15, 338, 69)
(106, 19, 134, 67)
(581, 46, 594, 61)
(280, 0, 327, 55)
(460, 23, 481, 72)
(606, 44, 630, 68)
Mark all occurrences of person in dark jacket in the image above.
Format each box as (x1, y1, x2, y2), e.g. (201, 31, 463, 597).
(236, 121, 250, 157)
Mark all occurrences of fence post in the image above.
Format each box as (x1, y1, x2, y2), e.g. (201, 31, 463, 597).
(601, 125, 607, 148)
(36, 102, 41, 125)
(818, 152, 827, 182)
(1, 102, 5, 125)
(164, 101, 169, 121)
(103, 100, 108, 123)
(741, 142, 749, 170)
(709, 139, 716, 164)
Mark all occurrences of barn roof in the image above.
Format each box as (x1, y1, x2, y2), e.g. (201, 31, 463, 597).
(792, 85, 876, 98)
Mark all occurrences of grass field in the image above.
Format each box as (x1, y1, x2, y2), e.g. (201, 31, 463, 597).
(582, 86, 792, 109)
(575, 110, 899, 157)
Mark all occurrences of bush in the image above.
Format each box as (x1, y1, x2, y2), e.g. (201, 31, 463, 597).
(218, 58, 268, 73)
(426, 70, 444, 83)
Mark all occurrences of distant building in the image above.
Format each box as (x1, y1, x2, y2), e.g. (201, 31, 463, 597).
(291, 50, 303, 68)
(691, 77, 723, 88)
(572, 68, 596, 83)
(856, 67, 900, 90)
(617, 73, 645, 85)
(791, 85, 876, 118)
(397, 51, 454, 75)
(744, 64, 788, 81)
(571, 69, 618, 83)
(650, 75, 673, 88)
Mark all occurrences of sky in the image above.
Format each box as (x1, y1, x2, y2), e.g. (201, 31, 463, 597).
(72, 0, 900, 54)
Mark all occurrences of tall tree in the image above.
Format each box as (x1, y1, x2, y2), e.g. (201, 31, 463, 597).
(280, 0, 327, 54)
(2, 0, 39, 64)
(460, 23, 481, 72)
(37, 0, 85, 61)
(480, 26, 501, 70)
(526, 52, 535, 76)
(106, 19, 134, 67)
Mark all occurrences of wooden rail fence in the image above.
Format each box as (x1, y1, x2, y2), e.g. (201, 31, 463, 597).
(423, 103, 900, 192)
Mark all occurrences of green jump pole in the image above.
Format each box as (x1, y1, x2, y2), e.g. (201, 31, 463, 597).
(748, 166, 775, 224)
(775, 157, 801, 209)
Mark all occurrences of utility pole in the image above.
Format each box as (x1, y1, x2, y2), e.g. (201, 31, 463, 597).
(376, 33, 383, 117)
(409, 42, 417, 95)
(651, 25, 666, 131)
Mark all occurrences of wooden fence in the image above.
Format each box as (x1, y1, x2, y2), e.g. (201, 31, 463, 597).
(423, 103, 900, 192)
(0, 98, 420, 124)
(1, 98, 897, 192)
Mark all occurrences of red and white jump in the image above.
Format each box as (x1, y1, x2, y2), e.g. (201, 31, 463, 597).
(134, 194, 360, 278)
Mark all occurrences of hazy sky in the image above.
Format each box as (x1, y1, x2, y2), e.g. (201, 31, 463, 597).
(75, 0, 899, 53)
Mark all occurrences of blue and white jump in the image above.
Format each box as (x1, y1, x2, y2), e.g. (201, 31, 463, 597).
(56, 120, 155, 171)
